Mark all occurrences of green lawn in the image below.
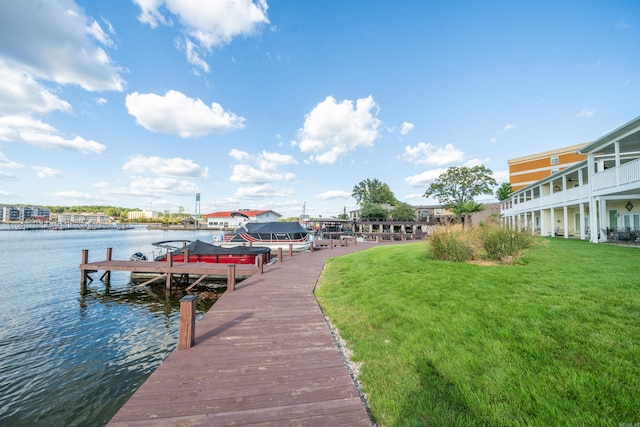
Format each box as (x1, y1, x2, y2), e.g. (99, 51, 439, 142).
(315, 238, 640, 426)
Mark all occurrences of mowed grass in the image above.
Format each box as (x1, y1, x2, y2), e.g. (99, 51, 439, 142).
(315, 238, 640, 426)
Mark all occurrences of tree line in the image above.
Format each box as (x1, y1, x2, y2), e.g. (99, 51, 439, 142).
(351, 166, 512, 222)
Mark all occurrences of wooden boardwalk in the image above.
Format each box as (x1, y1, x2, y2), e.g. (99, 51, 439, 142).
(108, 241, 376, 426)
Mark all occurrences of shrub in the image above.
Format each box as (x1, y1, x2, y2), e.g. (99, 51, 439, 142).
(479, 223, 538, 264)
(428, 224, 477, 262)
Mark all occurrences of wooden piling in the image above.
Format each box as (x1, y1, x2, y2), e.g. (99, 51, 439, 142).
(80, 249, 89, 292)
(166, 252, 173, 290)
(277, 247, 283, 262)
(99, 248, 112, 283)
(257, 255, 263, 274)
(288, 244, 293, 256)
(178, 295, 197, 350)
(227, 264, 236, 291)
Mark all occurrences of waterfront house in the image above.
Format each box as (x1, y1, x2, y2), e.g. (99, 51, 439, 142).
(501, 115, 640, 243)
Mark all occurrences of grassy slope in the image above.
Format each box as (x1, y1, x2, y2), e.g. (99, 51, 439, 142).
(315, 239, 640, 426)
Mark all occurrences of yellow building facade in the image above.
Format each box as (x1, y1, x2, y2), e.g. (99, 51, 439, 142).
(508, 143, 587, 191)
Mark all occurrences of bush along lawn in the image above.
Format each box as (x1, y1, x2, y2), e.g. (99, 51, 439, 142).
(315, 238, 640, 426)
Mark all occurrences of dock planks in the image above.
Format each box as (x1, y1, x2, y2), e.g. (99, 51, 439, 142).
(108, 241, 375, 426)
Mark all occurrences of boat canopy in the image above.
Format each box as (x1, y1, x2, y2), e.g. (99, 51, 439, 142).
(236, 222, 309, 234)
(174, 239, 271, 255)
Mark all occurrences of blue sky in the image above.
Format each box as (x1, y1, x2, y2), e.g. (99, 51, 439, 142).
(0, 0, 638, 218)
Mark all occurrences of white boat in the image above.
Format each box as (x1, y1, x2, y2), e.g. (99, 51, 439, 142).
(219, 221, 311, 252)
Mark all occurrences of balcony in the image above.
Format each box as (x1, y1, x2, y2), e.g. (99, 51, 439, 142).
(592, 158, 640, 192)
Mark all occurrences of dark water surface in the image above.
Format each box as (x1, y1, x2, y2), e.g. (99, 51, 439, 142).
(0, 228, 219, 426)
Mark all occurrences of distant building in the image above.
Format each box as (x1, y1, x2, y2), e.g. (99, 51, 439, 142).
(127, 210, 160, 220)
(53, 212, 110, 224)
(508, 143, 587, 192)
(1, 205, 50, 222)
(204, 209, 282, 229)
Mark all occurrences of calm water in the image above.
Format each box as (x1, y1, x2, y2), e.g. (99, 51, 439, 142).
(0, 228, 220, 426)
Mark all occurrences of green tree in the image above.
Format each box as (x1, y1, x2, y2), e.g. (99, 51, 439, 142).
(423, 165, 497, 223)
(390, 202, 416, 221)
(495, 182, 512, 201)
(352, 178, 398, 206)
(360, 201, 390, 220)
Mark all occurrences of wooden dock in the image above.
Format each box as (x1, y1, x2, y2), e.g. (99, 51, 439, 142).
(108, 241, 375, 426)
(80, 249, 261, 291)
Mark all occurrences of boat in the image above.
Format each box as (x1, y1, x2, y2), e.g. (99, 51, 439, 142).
(128, 239, 273, 286)
(219, 221, 312, 252)
(131, 239, 272, 265)
(154, 239, 272, 265)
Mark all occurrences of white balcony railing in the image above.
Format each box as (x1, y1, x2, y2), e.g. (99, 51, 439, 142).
(592, 158, 640, 191)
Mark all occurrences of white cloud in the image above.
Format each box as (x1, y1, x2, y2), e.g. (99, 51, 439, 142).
(296, 95, 382, 164)
(230, 164, 295, 184)
(576, 107, 596, 118)
(123, 155, 208, 178)
(493, 170, 510, 183)
(400, 122, 414, 135)
(463, 158, 490, 168)
(229, 150, 297, 184)
(0, 115, 106, 153)
(403, 193, 426, 200)
(228, 149, 252, 162)
(53, 191, 96, 200)
(234, 183, 295, 199)
(96, 97, 107, 106)
(104, 177, 200, 197)
(404, 168, 448, 187)
(258, 151, 297, 170)
(134, 0, 269, 70)
(316, 190, 352, 200)
(33, 166, 62, 178)
(0, 1, 124, 92)
(0, 60, 72, 116)
(0, 151, 24, 168)
(126, 90, 245, 137)
(0, 170, 17, 181)
(402, 142, 464, 165)
(181, 37, 210, 74)
(503, 123, 516, 131)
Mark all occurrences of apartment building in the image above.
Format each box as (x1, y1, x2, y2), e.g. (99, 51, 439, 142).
(508, 144, 587, 192)
(501, 115, 640, 243)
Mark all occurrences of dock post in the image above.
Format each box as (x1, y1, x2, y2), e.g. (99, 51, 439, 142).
(288, 244, 293, 257)
(227, 264, 236, 291)
(330, 239, 333, 249)
(257, 255, 263, 274)
(166, 252, 173, 290)
(80, 249, 89, 292)
(184, 249, 190, 263)
(178, 295, 197, 350)
(100, 248, 112, 283)
(277, 247, 283, 262)
(310, 241, 314, 252)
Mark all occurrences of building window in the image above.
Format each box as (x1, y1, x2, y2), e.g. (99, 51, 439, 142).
(550, 156, 559, 165)
(551, 168, 560, 175)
